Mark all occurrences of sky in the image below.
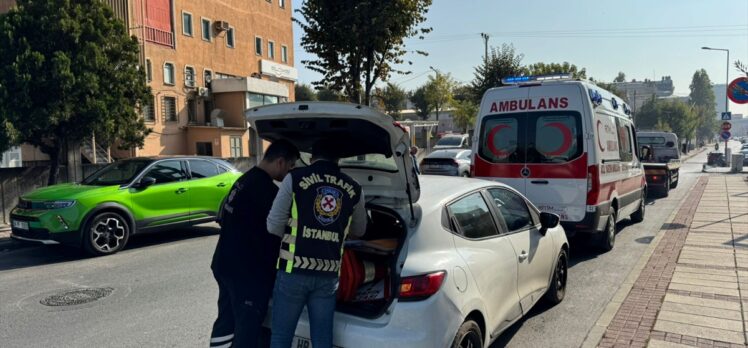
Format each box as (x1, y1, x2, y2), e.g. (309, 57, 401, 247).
(291, 0, 748, 115)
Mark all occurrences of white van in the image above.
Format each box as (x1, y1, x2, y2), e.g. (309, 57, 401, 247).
(472, 75, 646, 251)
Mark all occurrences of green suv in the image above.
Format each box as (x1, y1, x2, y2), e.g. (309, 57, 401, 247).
(10, 157, 241, 255)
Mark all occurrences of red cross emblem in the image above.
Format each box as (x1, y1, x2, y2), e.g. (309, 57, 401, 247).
(321, 195, 337, 212)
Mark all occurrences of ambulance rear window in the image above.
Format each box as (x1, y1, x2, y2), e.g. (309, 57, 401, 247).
(479, 112, 583, 164)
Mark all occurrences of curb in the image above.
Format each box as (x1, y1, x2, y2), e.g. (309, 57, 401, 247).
(579, 181, 694, 348)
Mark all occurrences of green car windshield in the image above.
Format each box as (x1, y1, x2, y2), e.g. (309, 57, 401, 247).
(82, 159, 153, 186)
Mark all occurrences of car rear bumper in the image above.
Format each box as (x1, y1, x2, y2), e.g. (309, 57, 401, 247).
(561, 201, 611, 235)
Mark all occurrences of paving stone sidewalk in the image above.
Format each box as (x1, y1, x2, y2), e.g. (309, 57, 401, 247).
(599, 176, 748, 348)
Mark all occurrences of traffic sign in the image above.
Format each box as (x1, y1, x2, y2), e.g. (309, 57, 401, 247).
(728, 77, 748, 104)
(720, 130, 731, 140)
(722, 112, 732, 120)
(722, 122, 732, 131)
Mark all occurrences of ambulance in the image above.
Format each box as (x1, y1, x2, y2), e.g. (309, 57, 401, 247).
(472, 75, 646, 251)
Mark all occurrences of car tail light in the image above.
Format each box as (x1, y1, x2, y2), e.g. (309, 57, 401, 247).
(451, 159, 459, 166)
(652, 175, 659, 181)
(586, 165, 600, 205)
(399, 271, 446, 301)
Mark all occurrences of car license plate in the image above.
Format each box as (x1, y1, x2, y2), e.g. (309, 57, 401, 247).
(12, 220, 28, 230)
(292, 336, 341, 348)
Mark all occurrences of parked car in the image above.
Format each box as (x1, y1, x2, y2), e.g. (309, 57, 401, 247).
(707, 152, 727, 167)
(420, 149, 472, 177)
(247, 101, 569, 348)
(740, 149, 748, 165)
(10, 157, 241, 255)
(434, 133, 470, 150)
(472, 75, 645, 251)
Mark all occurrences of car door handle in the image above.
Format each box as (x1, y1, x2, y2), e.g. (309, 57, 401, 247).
(216, 182, 226, 187)
(175, 188, 188, 194)
(531, 180, 549, 185)
(518, 251, 528, 262)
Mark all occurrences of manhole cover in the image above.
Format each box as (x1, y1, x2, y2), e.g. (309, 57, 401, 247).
(40, 287, 114, 307)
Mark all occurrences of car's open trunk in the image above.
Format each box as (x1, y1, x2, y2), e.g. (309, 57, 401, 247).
(335, 204, 407, 319)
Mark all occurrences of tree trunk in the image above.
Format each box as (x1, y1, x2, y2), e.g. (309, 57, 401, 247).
(47, 141, 64, 186)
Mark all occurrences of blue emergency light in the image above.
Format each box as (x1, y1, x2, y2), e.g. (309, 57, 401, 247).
(588, 89, 603, 106)
(501, 74, 572, 85)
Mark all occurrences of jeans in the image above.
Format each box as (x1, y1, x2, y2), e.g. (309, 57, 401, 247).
(270, 271, 338, 348)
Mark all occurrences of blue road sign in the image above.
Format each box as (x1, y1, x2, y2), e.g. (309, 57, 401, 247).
(722, 112, 732, 120)
(720, 130, 731, 140)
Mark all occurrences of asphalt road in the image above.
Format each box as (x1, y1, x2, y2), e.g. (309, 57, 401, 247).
(0, 145, 729, 348)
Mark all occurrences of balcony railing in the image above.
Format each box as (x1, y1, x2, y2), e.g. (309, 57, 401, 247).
(145, 26, 174, 47)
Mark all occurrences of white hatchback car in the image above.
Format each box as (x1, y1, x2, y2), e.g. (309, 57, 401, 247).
(247, 102, 569, 348)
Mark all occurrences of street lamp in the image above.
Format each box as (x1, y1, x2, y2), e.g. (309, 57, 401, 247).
(701, 46, 730, 156)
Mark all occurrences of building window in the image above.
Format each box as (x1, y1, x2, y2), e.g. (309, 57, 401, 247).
(187, 98, 197, 123)
(281, 45, 288, 63)
(230, 136, 243, 157)
(268, 41, 275, 60)
(184, 66, 195, 87)
(247, 92, 280, 108)
(201, 18, 211, 41)
(196, 142, 213, 156)
(144, 0, 174, 47)
(162, 96, 177, 122)
(145, 59, 152, 82)
(226, 27, 235, 48)
(143, 95, 155, 122)
(279, 0, 286, 8)
(182, 12, 193, 36)
(255, 36, 263, 56)
(204, 69, 212, 87)
(163, 62, 175, 85)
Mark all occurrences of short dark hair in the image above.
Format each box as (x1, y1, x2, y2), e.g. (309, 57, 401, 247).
(263, 139, 299, 162)
(312, 139, 339, 161)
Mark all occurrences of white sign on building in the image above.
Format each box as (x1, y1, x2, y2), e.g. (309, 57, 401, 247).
(260, 60, 298, 81)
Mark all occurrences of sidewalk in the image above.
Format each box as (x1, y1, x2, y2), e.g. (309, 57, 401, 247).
(593, 175, 748, 348)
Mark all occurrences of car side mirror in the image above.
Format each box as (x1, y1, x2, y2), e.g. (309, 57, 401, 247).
(136, 176, 156, 189)
(540, 212, 560, 231)
(665, 141, 675, 148)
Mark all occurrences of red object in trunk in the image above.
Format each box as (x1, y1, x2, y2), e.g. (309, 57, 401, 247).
(338, 250, 387, 302)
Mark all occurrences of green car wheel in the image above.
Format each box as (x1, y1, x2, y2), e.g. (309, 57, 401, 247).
(83, 211, 131, 256)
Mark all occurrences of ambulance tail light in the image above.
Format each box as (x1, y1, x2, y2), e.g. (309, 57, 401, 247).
(399, 271, 446, 301)
(586, 165, 600, 205)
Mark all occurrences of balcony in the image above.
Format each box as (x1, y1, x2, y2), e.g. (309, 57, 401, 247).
(145, 26, 174, 47)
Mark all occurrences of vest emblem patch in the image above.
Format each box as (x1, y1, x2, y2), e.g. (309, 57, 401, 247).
(314, 186, 343, 225)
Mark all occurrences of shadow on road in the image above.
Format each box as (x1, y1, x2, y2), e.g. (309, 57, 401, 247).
(0, 225, 219, 272)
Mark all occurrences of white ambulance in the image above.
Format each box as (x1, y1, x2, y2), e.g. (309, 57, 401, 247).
(472, 75, 646, 251)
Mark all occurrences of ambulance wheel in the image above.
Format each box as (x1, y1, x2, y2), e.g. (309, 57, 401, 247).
(599, 212, 616, 252)
(631, 191, 646, 223)
(660, 176, 670, 197)
(451, 320, 483, 348)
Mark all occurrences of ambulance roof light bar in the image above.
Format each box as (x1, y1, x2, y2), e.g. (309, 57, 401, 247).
(502, 74, 573, 85)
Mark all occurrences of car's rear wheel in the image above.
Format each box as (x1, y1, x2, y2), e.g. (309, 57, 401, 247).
(83, 211, 130, 256)
(599, 211, 616, 252)
(630, 191, 646, 223)
(544, 249, 568, 305)
(461, 172, 470, 178)
(451, 320, 483, 348)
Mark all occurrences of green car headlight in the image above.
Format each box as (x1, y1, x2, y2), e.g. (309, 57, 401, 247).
(40, 200, 76, 210)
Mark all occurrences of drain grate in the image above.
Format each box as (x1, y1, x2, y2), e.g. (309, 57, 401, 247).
(40, 287, 114, 307)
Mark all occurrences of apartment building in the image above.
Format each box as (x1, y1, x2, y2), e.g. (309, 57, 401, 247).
(2, 0, 297, 161)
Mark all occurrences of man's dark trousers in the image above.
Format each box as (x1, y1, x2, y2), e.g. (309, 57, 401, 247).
(210, 271, 274, 348)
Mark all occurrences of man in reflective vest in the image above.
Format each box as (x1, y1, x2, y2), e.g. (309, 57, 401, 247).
(267, 139, 366, 348)
(210, 139, 299, 348)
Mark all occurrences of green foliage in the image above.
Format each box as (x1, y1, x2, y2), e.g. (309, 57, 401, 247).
(636, 97, 698, 142)
(689, 69, 715, 109)
(0, 0, 151, 184)
(470, 44, 524, 104)
(425, 71, 457, 119)
(523, 62, 587, 79)
(294, 0, 432, 105)
(316, 86, 344, 102)
(451, 98, 478, 133)
(295, 84, 318, 101)
(375, 83, 407, 119)
(614, 72, 626, 83)
(409, 85, 432, 120)
(736, 60, 748, 76)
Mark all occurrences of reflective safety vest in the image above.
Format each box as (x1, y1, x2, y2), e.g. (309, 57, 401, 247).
(277, 161, 362, 277)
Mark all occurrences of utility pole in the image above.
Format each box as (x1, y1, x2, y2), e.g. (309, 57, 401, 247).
(480, 33, 490, 63)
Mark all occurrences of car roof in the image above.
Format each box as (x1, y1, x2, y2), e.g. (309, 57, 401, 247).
(417, 175, 509, 213)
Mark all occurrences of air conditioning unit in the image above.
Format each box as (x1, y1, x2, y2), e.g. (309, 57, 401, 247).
(185, 79, 196, 88)
(197, 87, 210, 97)
(214, 21, 229, 32)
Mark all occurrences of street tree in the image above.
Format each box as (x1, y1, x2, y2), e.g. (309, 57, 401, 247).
(523, 62, 587, 79)
(451, 99, 478, 133)
(425, 71, 457, 130)
(317, 86, 343, 102)
(470, 44, 524, 104)
(689, 69, 717, 143)
(410, 85, 433, 120)
(294, 0, 432, 105)
(295, 84, 318, 101)
(0, 0, 151, 184)
(375, 83, 408, 119)
(614, 72, 626, 83)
